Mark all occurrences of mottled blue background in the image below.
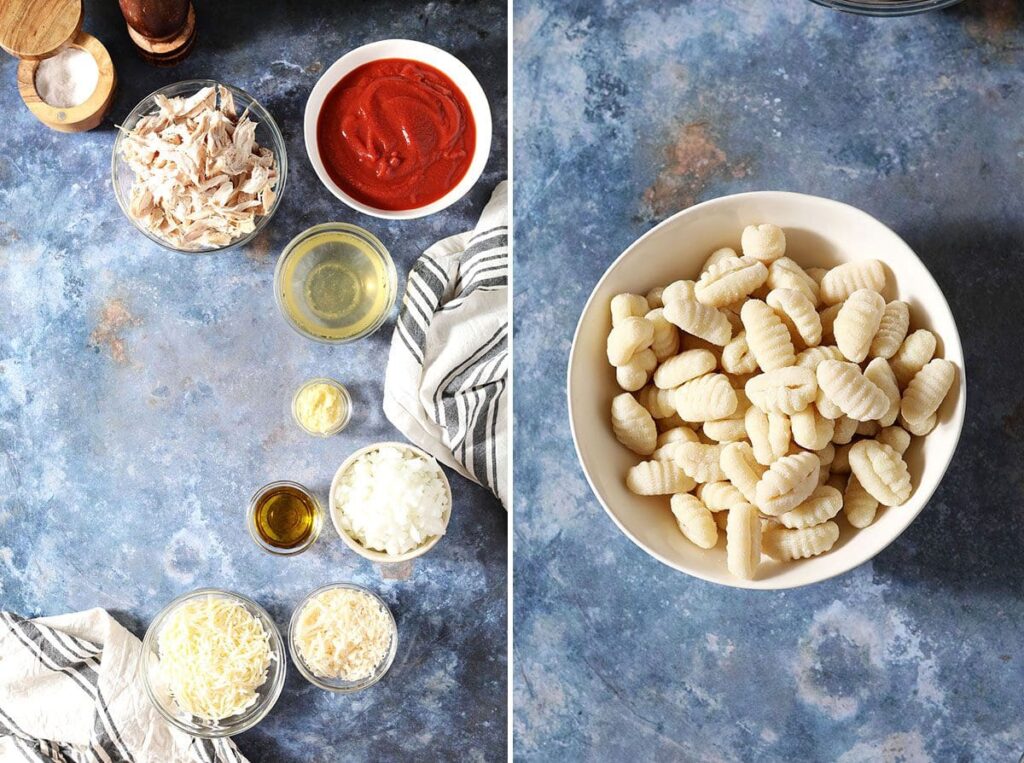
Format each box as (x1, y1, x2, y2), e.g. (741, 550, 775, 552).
(514, 1, 1023, 760)
(0, 1, 507, 760)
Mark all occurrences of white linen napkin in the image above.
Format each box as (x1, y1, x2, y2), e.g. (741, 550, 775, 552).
(0, 608, 247, 763)
(384, 181, 509, 508)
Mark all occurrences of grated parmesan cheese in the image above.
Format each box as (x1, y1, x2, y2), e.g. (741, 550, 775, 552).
(293, 587, 392, 681)
(156, 595, 273, 721)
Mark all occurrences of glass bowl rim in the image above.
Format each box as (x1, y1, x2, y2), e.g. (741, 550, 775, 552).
(272, 222, 399, 345)
(111, 78, 288, 255)
(806, 0, 963, 15)
(287, 581, 399, 693)
(138, 587, 287, 737)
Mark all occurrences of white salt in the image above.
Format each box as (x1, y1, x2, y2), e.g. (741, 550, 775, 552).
(34, 47, 99, 108)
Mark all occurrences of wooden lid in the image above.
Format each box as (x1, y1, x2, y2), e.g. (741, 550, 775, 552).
(0, 0, 83, 60)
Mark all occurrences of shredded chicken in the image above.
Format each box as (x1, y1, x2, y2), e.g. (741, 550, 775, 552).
(118, 85, 279, 251)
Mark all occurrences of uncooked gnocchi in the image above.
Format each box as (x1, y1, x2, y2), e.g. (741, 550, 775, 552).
(603, 224, 958, 581)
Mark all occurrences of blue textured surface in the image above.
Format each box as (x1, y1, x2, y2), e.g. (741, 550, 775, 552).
(514, 1, 1024, 760)
(0, 1, 507, 760)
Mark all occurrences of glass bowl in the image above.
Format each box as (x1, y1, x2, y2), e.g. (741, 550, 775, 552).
(246, 480, 324, 556)
(808, 0, 963, 15)
(273, 223, 398, 344)
(287, 582, 398, 692)
(112, 79, 288, 254)
(139, 588, 287, 737)
(291, 377, 353, 437)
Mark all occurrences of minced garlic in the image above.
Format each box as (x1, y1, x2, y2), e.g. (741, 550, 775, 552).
(294, 380, 347, 434)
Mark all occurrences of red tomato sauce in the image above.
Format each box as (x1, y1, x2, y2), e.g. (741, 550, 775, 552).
(316, 58, 476, 211)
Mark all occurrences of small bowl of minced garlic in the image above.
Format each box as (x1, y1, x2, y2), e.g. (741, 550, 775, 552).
(291, 378, 351, 437)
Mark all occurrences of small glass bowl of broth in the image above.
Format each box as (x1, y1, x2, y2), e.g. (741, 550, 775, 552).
(273, 223, 398, 343)
(247, 481, 323, 556)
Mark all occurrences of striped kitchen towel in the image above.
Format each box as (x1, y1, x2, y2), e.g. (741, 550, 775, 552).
(384, 181, 508, 507)
(0, 608, 247, 763)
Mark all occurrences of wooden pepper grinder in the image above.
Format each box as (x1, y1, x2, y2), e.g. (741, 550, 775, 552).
(118, 0, 196, 66)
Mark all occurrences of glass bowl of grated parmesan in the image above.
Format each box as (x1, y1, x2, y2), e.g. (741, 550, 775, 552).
(288, 582, 398, 693)
(139, 589, 287, 737)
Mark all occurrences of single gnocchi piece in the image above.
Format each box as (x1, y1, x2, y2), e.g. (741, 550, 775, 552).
(662, 279, 696, 304)
(876, 425, 911, 455)
(651, 425, 701, 460)
(763, 521, 840, 561)
(767, 288, 822, 348)
(900, 411, 936, 436)
(653, 349, 717, 389)
(864, 357, 901, 427)
(616, 348, 658, 392)
(697, 481, 746, 512)
(741, 299, 797, 371)
(638, 384, 677, 419)
(831, 415, 859, 445)
(607, 316, 655, 366)
(843, 473, 879, 529)
(795, 345, 844, 371)
(745, 406, 791, 465)
(611, 393, 657, 455)
(626, 460, 696, 495)
(663, 295, 733, 346)
(673, 373, 738, 422)
(869, 300, 910, 359)
(721, 332, 760, 375)
(834, 289, 886, 363)
(646, 285, 665, 309)
(766, 257, 820, 307)
(816, 360, 889, 422)
(695, 256, 769, 307)
(703, 415, 748, 443)
(726, 502, 762, 580)
(790, 405, 835, 451)
(890, 329, 938, 388)
(675, 442, 728, 483)
(818, 303, 843, 345)
(745, 366, 817, 415)
(778, 485, 843, 529)
(702, 247, 739, 274)
(645, 308, 681, 362)
(848, 440, 912, 506)
(820, 259, 886, 305)
(901, 358, 955, 426)
(611, 293, 650, 326)
(670, 493, 719, 549)
(720, 441, 766, 503)
(754, 451, 820, 516)
(741, 223, 787, 263)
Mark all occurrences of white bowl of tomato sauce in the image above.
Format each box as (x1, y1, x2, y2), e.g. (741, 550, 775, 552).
(304, 39, 492, 220)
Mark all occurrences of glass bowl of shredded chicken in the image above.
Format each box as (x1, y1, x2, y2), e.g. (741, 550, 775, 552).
(139, 588, 287, 737)
(287, 582, 398, 693)
(112, 80, 287, 253)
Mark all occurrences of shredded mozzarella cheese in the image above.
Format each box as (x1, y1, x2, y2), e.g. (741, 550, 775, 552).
(294, 588, 392, 681)
(156, 595, 273, 721)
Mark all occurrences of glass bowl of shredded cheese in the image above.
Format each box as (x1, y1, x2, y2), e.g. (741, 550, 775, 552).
(139, 589, 286, 737)
(288, 582, 398, 692)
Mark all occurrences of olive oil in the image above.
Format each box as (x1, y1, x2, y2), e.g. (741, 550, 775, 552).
(248, 482, 322, 555)
(277, 225, 396, 342)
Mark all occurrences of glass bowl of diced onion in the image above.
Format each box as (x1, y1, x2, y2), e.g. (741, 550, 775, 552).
(111, 79, 288, 254)
(287, 582, 399, 693)
(139, 588, 287, 737)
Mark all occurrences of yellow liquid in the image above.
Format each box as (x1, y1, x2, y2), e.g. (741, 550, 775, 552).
(281, 228, 393, 341)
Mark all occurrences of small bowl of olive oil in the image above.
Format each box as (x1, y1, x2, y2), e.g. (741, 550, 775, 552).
(274, 223, 398, 343)
(247, 481, 323, 556)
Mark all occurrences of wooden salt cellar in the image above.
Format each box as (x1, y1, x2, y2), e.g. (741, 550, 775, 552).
(0, 0, 117, 132)
(118, 0, 196, 67)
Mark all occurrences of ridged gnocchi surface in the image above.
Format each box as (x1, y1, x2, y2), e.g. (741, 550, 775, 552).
(602, 224, 957, 581)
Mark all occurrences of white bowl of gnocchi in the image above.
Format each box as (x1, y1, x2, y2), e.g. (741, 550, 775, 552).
(567, 191, 965, 589)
